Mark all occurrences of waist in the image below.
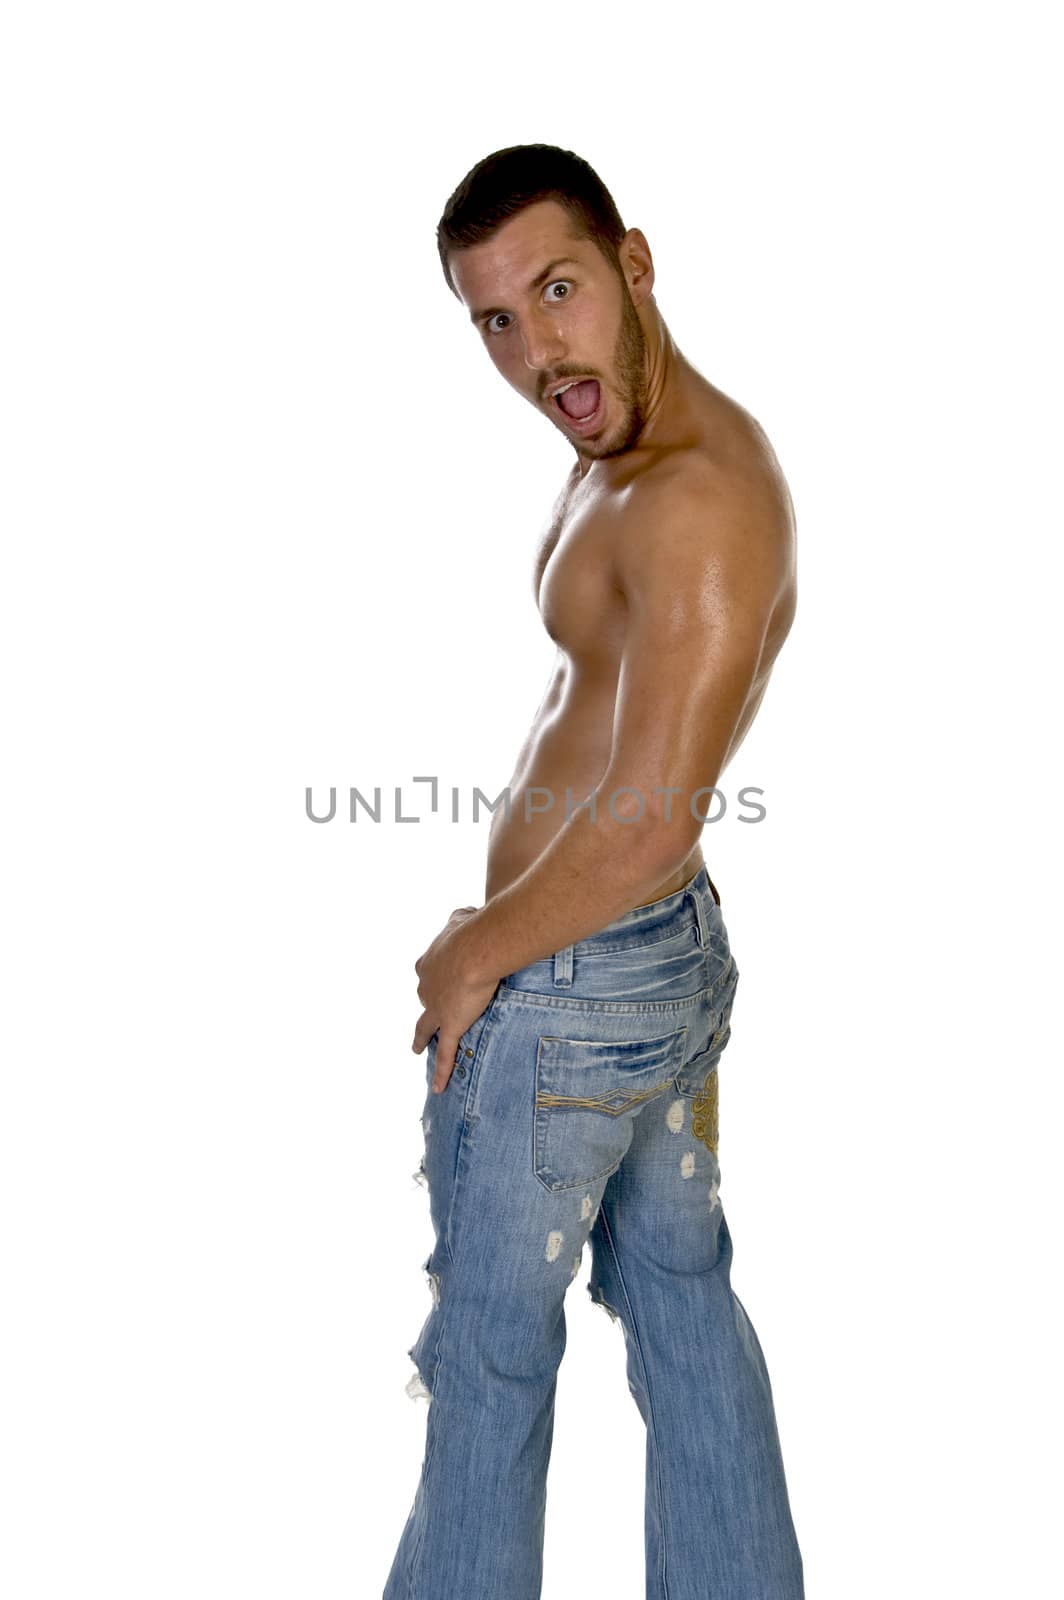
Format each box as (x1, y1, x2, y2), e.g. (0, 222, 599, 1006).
(577, 863, 719, 948)
(498, 862, 731, 1002)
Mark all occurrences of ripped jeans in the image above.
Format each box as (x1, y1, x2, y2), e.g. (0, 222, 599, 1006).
(383, 865, 804, 1600)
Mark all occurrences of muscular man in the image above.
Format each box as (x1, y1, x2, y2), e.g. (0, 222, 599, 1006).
(385, 145, 804, 1600)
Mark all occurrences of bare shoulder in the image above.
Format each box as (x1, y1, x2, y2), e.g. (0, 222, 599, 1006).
(612, 430, 796, 639)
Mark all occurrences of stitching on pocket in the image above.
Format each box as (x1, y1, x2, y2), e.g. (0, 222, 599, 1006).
(535, 1077, 675, 1113)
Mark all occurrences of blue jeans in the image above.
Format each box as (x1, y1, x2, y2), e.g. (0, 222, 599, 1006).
(384, 865, 804, 1599)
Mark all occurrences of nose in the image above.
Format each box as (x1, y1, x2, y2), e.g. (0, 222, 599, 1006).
(521, 309, 565, 374)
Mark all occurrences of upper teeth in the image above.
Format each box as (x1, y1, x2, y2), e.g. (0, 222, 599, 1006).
(554, 382, 578, 396)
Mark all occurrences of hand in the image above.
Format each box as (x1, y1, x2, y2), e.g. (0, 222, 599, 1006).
(412, 906, 498, 1095)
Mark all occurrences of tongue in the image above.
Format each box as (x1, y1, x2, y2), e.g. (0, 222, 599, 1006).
(557, 379, 600, 420)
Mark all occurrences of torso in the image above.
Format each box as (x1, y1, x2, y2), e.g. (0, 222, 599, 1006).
(483, 361, 797, 907)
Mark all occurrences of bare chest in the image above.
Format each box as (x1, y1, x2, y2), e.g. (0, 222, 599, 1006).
(532, 480, 627, 659)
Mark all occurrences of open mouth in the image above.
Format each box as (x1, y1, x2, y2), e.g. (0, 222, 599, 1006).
(549, 378, 604, 434)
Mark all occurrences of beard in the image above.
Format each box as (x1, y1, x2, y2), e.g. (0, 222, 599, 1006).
(582, 278, 649, 460)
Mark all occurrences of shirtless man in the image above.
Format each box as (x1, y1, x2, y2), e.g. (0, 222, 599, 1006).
(386, 145, 804, 1600)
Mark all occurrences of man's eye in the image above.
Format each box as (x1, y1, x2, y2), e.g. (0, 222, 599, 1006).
(487, 313, 512, 334)
(545, 280, 573, 301)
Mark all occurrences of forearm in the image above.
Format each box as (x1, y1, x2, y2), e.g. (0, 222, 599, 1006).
(463, 795, 699, 985)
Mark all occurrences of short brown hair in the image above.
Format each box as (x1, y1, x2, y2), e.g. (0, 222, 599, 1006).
(437, 143, 627, 295)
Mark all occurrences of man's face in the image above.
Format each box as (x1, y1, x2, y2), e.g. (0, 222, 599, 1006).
(449, 199, 649, 460)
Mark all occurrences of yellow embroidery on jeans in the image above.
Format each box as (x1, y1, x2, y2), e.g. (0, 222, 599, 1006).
(691, 1068, 719, 1157)
(535, 1079, 672, 1113)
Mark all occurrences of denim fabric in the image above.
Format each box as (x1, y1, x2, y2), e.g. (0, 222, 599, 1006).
(384, 865, 804, 1599)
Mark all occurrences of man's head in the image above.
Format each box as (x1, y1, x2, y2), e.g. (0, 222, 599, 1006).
(438, 144, 656, 460)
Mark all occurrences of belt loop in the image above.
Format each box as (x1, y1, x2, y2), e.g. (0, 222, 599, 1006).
(687, 886, 711, 950)
(553, 943, 574, 986)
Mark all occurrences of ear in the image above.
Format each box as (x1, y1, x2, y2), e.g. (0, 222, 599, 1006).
(618, 228, 655, 307)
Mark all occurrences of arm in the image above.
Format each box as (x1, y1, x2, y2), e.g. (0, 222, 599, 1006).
(412, 462, 788, 1084)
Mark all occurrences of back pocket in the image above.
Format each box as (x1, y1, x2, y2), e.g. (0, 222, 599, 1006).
(671, 963, 739, 1098)
(533, 1025, 688, 1192)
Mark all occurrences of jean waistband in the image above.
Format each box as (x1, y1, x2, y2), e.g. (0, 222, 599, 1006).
(547, 864, 721, 987)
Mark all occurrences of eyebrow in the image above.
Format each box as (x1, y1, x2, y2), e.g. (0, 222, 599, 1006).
(468, 257, 581, 325)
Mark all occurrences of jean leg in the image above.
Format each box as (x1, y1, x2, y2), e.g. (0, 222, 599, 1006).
(383, 992, 612, 1600)
(586, 1081, 805, 1600)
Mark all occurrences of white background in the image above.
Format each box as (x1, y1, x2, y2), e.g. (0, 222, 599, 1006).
(2, 2, 1060, 1596)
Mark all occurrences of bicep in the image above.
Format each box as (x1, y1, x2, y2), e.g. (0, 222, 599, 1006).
(602, 492, 779, 812)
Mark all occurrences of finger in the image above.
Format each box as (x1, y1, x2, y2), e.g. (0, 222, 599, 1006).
(411, 1011, 436, 1054)
(431, 1053, 454, 1095)
(432, 1030, 459, 1094)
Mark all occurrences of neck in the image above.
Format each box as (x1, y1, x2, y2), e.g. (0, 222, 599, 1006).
(637, 300, 683, 445)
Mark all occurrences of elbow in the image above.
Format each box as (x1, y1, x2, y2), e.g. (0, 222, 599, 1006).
(605, 791, 703, 877)
(642, 820, 704, 878)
